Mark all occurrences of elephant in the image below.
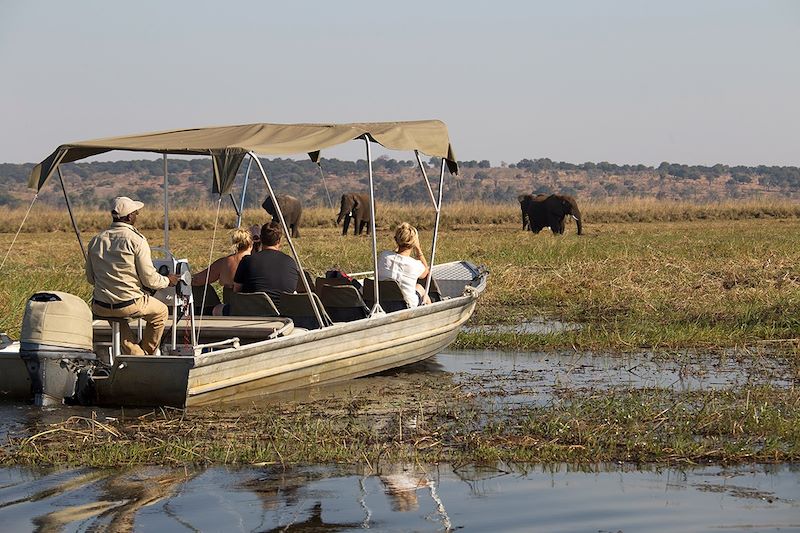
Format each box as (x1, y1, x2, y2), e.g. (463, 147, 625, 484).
(518, 193, 548, 230)
(262, 194, 302, 238)
(518, 193, 583, 235)
(336, 193, 372, 235)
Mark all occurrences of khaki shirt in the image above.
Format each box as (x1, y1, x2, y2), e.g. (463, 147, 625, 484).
(85, 222, 169, 304)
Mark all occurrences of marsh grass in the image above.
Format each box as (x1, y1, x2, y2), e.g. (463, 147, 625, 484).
(2, 210, 800, 351)
(2, 202, 799, 468)
(3, 383, 798, 467)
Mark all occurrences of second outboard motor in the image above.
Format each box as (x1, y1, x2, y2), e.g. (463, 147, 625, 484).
(19, 292, 96, 406)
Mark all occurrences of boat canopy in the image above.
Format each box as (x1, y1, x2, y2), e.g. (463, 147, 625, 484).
(29, 120, 458, 194)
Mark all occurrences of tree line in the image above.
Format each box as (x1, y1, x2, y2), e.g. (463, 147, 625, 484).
(1, 157, 799, 208)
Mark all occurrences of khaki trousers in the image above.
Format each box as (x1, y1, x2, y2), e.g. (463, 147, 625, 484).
(92, 294, 168, 355)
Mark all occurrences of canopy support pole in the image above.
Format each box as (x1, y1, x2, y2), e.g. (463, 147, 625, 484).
(414, 152, 445, 295)
(426, 159, 446, 295)
(236, 155, 253, 228)
(364, 136, 383, 315)
(414, 150, 438, 207)
(57, 166, 86, 262)
(228, 194, 241, 218)
(317, 163, 334, 209)
(250, 152, 325, 328)
(163, 154, 169, 251)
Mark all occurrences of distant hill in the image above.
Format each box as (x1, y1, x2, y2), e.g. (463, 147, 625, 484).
(1, 157, 798, 209)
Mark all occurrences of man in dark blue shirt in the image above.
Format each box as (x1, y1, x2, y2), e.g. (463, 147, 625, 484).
(233, 222, 299, 309)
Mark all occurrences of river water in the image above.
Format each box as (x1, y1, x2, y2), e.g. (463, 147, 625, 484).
(0, 463, 798, 532)
(1, 348, 798, 531)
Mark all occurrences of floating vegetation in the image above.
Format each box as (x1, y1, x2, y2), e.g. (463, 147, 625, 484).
(2, 352, 798, 468)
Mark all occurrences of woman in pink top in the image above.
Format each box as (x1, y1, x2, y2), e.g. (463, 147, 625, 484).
(377, 222, 431, 307)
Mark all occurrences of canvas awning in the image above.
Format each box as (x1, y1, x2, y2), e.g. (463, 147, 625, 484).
(29, 120, 458, 194)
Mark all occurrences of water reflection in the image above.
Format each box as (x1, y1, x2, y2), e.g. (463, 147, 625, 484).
(438, 349, 794, 408)
(0, 467, 191, 532)
(0, 463, 798, 532)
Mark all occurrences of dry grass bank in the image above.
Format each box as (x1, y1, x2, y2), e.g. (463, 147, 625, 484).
(0, 199, 798, 233)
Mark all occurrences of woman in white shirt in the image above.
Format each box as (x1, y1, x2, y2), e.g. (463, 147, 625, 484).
(377, 223, 431, 307)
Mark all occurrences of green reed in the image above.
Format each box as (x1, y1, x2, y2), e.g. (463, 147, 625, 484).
(3, 215, 800, 353)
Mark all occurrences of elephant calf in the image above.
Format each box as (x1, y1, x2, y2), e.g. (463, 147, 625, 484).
(336, 193, 372, 235)
(262, 194, 302, 238)
(518, 193, 583, 235)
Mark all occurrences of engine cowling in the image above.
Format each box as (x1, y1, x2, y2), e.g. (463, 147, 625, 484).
(20, 292, 96, 406)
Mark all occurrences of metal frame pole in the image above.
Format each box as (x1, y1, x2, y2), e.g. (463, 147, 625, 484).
(56, 166, 86, 261)
(364, 136, 382, 315)
(228, 194, 241, 218)
(317, 164, 334, 209)
(250, 152, 325, 328)
(414, 150, 438, 207)
(163, 154, 169, 250)
(413, 151, 444, 295)
(426, 159, 446, 295)
(237, 155, 253, 228)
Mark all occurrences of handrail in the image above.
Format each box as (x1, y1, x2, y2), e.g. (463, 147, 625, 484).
(193, 337, 241, 357)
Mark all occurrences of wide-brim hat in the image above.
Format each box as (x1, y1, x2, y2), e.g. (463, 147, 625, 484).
(111, 196, 144, 217)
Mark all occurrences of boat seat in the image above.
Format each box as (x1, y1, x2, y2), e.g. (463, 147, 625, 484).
(317, 284, 370, 322)
(362, 278, 410, 313)
(278, 292, 333, 330)
(91, 314, 135, 362)
(192, 284, 222, 316)
(314, 275, 356, 294)
(296, 269, 316, 293)
(222, 286, 234, 304)
(227, 291, 280, 317)
(419, 274, 443, 303)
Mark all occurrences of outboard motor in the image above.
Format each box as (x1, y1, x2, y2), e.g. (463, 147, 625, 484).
(19, 292, 96, 406)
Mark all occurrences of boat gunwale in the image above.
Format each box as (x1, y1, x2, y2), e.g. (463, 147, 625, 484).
(190, 272, 487, 368)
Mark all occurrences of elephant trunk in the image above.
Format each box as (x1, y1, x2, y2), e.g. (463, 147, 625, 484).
(563, 196, 582, 236)
(574, 215, 583, 235)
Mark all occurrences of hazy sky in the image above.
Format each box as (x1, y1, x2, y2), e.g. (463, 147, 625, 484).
(1, 0, 798, 166)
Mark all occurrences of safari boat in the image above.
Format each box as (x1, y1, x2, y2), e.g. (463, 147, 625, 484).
(0, 121, 487, 407)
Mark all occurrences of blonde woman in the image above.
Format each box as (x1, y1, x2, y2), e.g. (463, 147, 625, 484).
(192, 227, 254, 293)
(377, 222, 431, 307)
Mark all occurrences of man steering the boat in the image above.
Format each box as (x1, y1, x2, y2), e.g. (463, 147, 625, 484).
(85, 196, 179, 355)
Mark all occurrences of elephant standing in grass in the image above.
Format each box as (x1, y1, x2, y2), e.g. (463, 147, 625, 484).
(518, 193, 583, 235)
(262, 195, 302, 238)
(518, 193, 548, 230)
(336, 193, 372, 235)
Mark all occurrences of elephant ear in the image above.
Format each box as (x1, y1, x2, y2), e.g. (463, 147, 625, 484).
(352, 195, 360, 209)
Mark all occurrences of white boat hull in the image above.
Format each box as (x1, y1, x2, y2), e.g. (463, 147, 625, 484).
(186, 292, 477, 406)
(2, 263, 486, 408)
